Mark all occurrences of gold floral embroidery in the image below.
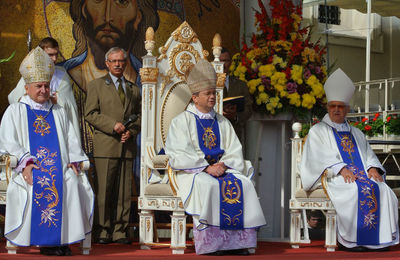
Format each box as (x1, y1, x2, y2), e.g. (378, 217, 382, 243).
(34, 146, 60, 227)
(221, 179, 242, 204)
(33, 115, 51, 136)
(202, 127, 217, 149)
(221, 209, 243, 226)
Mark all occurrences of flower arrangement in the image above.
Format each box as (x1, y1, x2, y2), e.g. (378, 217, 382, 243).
(350, 113, 384, 137)
(385, 115, 400, 136)
(230, 0, 327, 118)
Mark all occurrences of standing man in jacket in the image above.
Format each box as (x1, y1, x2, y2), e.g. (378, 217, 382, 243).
(85, 47, 141, 244)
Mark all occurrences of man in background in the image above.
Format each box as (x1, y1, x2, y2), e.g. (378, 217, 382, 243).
(220, 47, 252, 145)
(85, 47, 141, 244)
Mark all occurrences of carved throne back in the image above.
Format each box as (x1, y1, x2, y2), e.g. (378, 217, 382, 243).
(138, 22, 225, 254)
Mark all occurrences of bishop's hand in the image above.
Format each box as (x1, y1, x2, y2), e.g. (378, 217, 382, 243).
(339, 167, 356, 183)
(22, 163, 39, 185)
(368, 167, 383, 182)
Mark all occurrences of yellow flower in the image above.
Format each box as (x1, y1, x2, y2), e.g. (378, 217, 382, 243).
(259, 64, 275, 78)
(272, 55, 287, 68)
(247, 79, 261, 89)
(306, 75, 324, 98)
(301, 93, 316, 109)
(258, 85, 265, 92)
(246, 50, 256, 60)
(291, 65, 303, 85)
(288, 92, 301, 107)
(271, 72, 287, 87)
(302, 47, 317, 64)
(259, 92, 268, 102)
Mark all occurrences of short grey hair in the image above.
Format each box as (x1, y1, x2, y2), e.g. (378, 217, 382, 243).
(105, 47, 128, 61)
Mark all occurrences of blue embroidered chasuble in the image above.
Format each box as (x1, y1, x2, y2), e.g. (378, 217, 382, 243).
(332, 129, 380, 245)
(195, 116, 244, 230)
(26, 105, 63, 246)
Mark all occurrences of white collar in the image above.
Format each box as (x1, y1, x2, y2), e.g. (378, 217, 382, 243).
(322, 113, 350, 131)
(187, 103, 216, 119)
(19, 95, 51, 111)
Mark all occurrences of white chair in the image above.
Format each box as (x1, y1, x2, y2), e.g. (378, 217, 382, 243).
(0, 154, 92, 255)
(289, 123, 337, 252)
(138, 22, 226, 254)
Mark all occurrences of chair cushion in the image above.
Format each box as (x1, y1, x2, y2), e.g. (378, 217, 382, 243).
(152, 155, 169, 168)
(295, 188, 327, 199)
(308, 189, 327, 198)
(0, 180, 7, 191)
(144, 183, 174, 196)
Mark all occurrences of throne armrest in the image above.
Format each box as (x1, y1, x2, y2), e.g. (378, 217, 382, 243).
(152, 155, 169, 169)
(0, 154, 18, 185)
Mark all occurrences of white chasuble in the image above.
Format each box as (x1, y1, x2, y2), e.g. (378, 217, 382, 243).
(300, 114, 398, 248)
(0, 96, 93, 246)
(165, 103, 265, 230)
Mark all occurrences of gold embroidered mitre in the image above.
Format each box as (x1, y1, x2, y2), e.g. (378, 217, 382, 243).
(186, 59, 216, 94)
(19, 46, 54, 84)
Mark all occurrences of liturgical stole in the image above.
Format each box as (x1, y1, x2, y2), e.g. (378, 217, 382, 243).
(195, 116, 244, 230)
(26, 105, 63, 246)
(333, 129, 380, 245)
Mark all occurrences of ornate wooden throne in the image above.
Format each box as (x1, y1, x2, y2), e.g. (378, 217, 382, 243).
(138, 22, 226, 254)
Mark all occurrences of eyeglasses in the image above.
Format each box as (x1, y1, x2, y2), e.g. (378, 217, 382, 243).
(328, 104, 346, 109)
(107, 59, 126, 64)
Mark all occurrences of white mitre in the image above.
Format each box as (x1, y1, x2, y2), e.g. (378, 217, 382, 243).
(19, 46, 54, 84)
(324, 68, 355, 104)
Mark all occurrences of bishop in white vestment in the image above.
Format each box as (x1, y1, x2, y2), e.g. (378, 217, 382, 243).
(8, 38, 81, 141)
(164, 60, 265, 255)
(0, 47, 94, 256)
(301, 69, 398, 251)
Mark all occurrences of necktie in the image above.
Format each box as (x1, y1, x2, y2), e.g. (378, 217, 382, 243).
(117, 78, 125, 105)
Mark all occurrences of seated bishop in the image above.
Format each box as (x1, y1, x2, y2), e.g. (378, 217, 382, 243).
(300, 68, 399, 251)
(164, 60, 266, 255)
(0, 46, 94, 256)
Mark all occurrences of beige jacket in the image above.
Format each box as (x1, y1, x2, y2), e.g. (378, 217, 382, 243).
(85, 74, 141, 158)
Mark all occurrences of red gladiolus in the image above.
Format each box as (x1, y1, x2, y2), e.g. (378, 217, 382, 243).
(364, 125, 372, 131)
(354, 122, 360, 126)
(387, 116, 392, 122)
(362, 117, 368, 123)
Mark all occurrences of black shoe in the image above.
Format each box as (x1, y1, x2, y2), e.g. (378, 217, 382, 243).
(368, 246, 390, 252)
(228, 249, 250, 255)
(40, 246, 65, 256)
(114, 238, 131, 244)
(98, 237, 112, 244)
(206, 250, 225, 256)
(60, 246, 72, 256)
(338, 244, 367, 252)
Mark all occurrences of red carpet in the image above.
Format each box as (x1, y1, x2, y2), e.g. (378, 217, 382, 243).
(0, 240, 399, 259)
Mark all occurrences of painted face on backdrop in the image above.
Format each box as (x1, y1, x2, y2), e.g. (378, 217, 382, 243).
(327, 101, 349, 124)
(26, 82, 51, 104)
(84, 0, 142, 51)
